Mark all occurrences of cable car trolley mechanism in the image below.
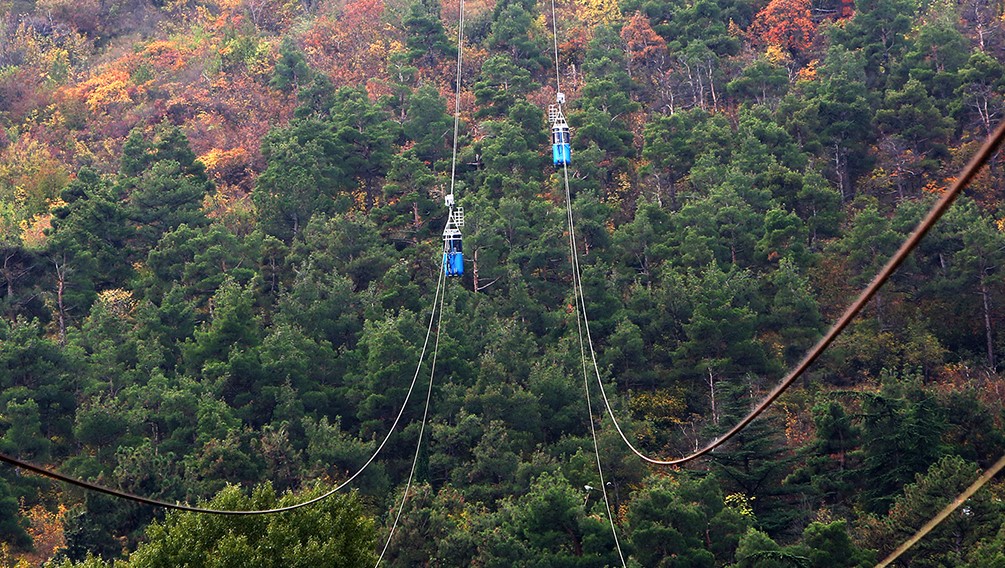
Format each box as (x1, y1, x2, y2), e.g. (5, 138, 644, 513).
(549, 92, 571, 167)
(443, 194, 464, 277)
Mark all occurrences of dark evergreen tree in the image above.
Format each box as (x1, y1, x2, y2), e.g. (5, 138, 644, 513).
(828, 0, 917, 89)
(794, 169, 843, 246)
(472, 54, 538, 118)
(953, 51, 1005, 137)
(786, 400, 862, 513)
(708, 380, 796, 534)
(474, 470, 622, 566)
(913, 197, 1005, 368)
(485, 0, 549, 73)
(254, 119, 344, 241)
(895, 9, 969, 109)
(139, 223, 258, 310)
(121, 126, 213, 253)
(860, 379, 947, 514)
(806, 46, 874, 200)
(294, 74, 337, 120)
(765, 258, 822, 364)
(626, 474, 752, 566)
(0, 318, 76, 447)
(372, 150, 440, 246)
(795, 520, 875, 568)
(289, 212, 396, 292)
(727, 58, 789, 107)
(881, 455, 1003, 567)
(0, 394, 51, 462)
(270, 37, 312, 94)
(874, 78, 953, 195)
(0, 476, 31, 550)
(48, 168, 133, 291)
(329, 86, 401, 210)
(59, 484, 377, 567)
(674, 265, 770, 396)
(827, 200, 903, 328)
(403, 0, 455, 68)
(0, 241, 47, 322)
(571, 25, 639, 187)
(403, 85, 453, 164)
(641, 108, 705, 207)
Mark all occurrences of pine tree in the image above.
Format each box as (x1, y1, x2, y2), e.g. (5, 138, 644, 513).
(270, 37, 312, 93)
(860, 379, 946, 514)
(403, 85, 453, 164)
(0, 477, 31, 550)
(403, 0, 455, 68)
(708, 379, 796, 534)
(120, 126, 213, 253)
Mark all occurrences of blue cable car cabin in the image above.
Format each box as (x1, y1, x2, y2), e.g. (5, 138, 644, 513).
(444, 235, 463, 277)
(552, 124, 571, 166)
(442, 206, 465, 277)
(549, 104, 571, 167)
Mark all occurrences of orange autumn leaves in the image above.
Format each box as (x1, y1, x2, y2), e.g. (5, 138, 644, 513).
(751, 0, 817, 57)
(303, 0, 401, 96)
(55, 18, 292, 189)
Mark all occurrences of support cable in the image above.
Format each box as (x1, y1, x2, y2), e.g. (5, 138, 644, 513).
(375, 0, 465, 561)
(576, 120, 1005, 466)
(446, 0, 465, 205)
(375, 261, 447, 566)
(565, 166, 627, 567)
(876, 452, 1005, 567)
(549, 0, 561, 96)
(0, 257, 449, 515)
(548, 0, 625, 564)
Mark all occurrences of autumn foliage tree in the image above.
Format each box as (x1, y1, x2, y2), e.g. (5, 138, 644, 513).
(750, 0, 816, 58)
(302, 0, 395, 92)
(621, 11, 668, 80)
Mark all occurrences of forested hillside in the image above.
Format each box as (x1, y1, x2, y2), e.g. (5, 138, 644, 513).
(3, 0, 1005, 564)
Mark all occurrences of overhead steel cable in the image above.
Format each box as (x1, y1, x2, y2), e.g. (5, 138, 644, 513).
(565, 169, 626, 567)
(376, 258, 447, 566)
(446, 0, 465, 204)
(0, 255, 449, 515)
(548, 1, 626, 565)
(876, 452, 1005, 567)
(577, 119, 1005, 466)
(549, 0, 561, 96)
(376, 1, 465, 562)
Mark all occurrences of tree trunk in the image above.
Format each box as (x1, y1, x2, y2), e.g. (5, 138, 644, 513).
(707, 62, 718, 110)
(472, 248, 479, 293)
(980, 269, 996, 371)
(834, 142, 850, 201)
(268, 254, 278, 294)
(54, 257, 67, 345)
(567, 527, 583, 557)
(3, 252, 14, 299)
(874, 292, 884, 330)
(709, 367, 718, 426)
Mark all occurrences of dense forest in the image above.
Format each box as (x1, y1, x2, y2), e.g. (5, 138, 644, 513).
(2, 0, 1005, 564)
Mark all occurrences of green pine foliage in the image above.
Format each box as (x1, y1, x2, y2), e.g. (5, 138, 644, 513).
(4, 0, 1005, 564)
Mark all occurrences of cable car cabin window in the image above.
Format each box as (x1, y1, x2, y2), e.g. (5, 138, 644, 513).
(444, 236, 464, 276)
(552, 127, 569, 145)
